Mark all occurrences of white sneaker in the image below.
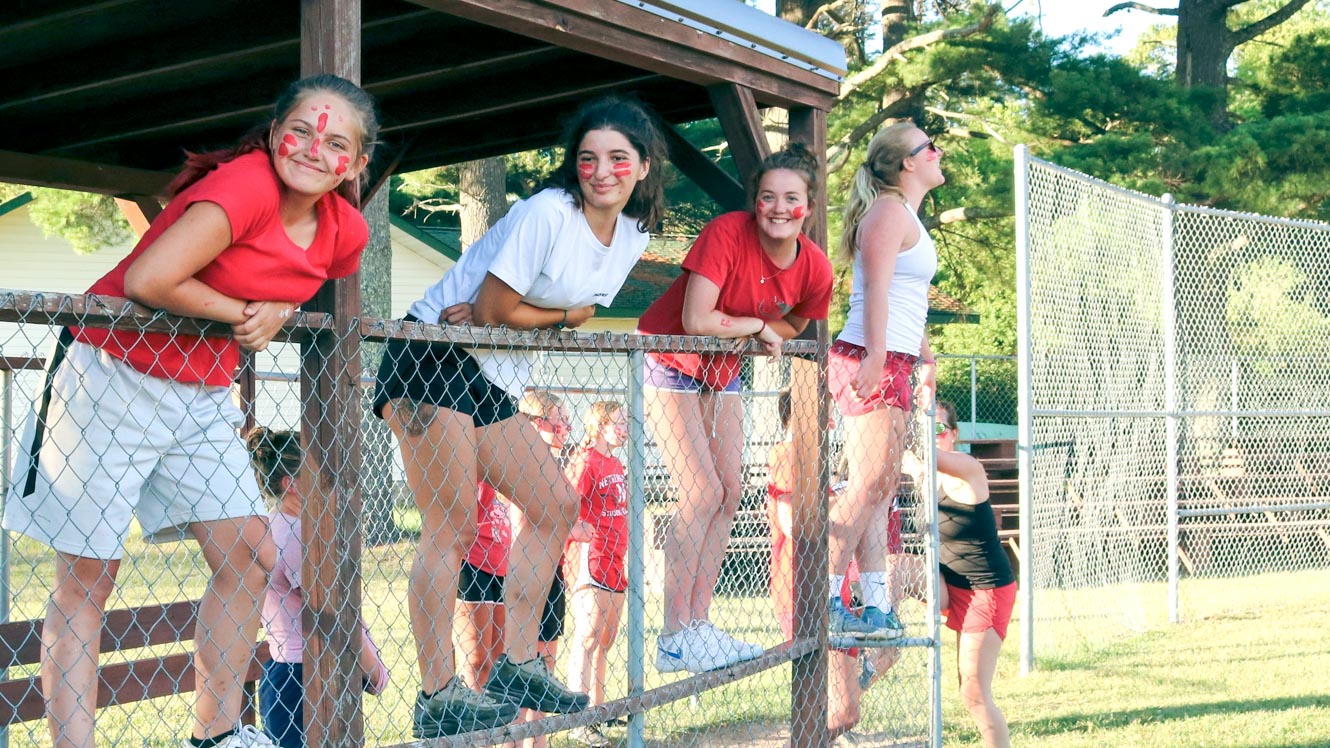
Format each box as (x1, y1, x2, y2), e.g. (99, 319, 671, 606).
(655, 626, 730, 673)
(181, 726, 277, 748)
(694, 620, 764, 665)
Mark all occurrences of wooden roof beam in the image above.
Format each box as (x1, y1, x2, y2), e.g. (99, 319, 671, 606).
(662, 125, 746, 213)
(404, 0, 837, 110)
(709, 83, 771, 185)
(0, 150, 172, 198)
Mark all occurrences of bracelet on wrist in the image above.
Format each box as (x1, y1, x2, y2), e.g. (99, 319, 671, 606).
(920, 357, 936, 365)
(554, 309, 568, 329)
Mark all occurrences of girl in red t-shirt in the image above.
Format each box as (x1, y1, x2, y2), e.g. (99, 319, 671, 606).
(636, 144, 834, 674)
(4, 76, 377, 748)
(564, 402, 629, 745)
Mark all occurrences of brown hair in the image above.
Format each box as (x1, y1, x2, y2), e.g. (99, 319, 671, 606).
(545, 95, 668, 233)
(748, 143, 821, 207)
(245, 427, 302, 503)
(168, 74, 380, 207)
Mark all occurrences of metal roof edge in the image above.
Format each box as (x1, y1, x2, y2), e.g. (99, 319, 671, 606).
(616, 0, 848, 82)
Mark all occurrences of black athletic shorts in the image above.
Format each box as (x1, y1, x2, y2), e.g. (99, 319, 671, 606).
(457, 560, 505, 604)
(372, 315, 517, 428)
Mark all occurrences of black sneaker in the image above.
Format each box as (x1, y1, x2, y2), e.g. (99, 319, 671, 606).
(484, 654, 590, 713)
(412, 677, 519, 738)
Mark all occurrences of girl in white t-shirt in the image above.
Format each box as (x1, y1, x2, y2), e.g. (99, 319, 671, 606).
(371, 95, 666, 739)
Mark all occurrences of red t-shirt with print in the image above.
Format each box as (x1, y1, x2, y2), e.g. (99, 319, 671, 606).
(75, 150, 367, 386)
(466, 482, 512, 577)
(637, 211, 833, 390)
(566, 447, 629, 592)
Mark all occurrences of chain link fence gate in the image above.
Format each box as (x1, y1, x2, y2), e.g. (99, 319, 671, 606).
(0, 289, 944, 747)
(1015, 146, 1330, 673)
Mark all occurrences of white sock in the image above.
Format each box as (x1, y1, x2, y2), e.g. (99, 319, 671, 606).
(860, 571, 893, 611)
(829, 575, 846, 601)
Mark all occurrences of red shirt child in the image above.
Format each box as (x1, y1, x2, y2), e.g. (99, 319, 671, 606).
(565, 446, 629, 592)
(466, 482, 512, 577)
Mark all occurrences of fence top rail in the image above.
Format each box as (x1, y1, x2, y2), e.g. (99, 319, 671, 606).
(1030, 408, 1330, 419)
(0, 290, 821, 358)
(1026, 154, 1330, 233)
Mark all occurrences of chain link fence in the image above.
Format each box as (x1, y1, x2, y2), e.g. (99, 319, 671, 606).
(1015, 147, 1330, 672)
(0, 289, 944, 747)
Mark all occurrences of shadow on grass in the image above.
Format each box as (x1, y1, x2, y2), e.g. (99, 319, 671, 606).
(1017, 695, 1330, 738)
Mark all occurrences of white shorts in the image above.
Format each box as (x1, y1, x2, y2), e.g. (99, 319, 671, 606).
(4, 340, 264, 560)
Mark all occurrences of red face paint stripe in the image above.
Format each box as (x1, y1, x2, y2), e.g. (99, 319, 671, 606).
(316, 113, 328, 133)
(578, 163, 595, 179)
(278, 133, 298, 157)
(612, 163, 633, 178)
(792, 205, 807, 219)
(335, 156, 350, 176)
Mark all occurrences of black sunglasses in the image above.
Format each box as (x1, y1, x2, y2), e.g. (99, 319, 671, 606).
(905, 139, 942, 159)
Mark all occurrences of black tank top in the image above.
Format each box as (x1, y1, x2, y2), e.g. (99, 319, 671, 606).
(935, 496, 1015, 590)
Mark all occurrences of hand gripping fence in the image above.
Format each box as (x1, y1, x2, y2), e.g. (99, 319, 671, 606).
(1015, 146, 1330, 674)
(0, 289, 948, 747)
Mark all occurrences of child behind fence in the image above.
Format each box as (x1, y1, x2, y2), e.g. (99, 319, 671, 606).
(246, 427, 389, 748)
(563, 401, 630, 748)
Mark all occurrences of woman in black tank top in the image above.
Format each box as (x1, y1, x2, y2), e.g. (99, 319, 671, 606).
(904, 401, 1013, 748)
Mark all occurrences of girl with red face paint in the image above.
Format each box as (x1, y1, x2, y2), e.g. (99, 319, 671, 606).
(824, 122, 945, 650)
(371, 95, 667, 738)
(635, 144, 834, 674)
(4, 75, 378, 748)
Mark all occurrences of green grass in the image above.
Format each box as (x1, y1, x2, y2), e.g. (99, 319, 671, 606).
(3, 528, 1328, 747)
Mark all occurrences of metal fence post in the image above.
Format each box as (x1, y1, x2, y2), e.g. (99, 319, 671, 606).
(1162, 193, 1180, 624)
(626, 350, 647, 748)
(922, 407, 944, 748)
(969, 356, 978, 433)
(1014, 144, 1036, 675)
(1, 367, 10, 748)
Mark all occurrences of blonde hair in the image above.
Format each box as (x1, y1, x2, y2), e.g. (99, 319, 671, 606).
(838, 121, 923, 264)
(519, 390, 563, 419)
(580, 401, 624, 449)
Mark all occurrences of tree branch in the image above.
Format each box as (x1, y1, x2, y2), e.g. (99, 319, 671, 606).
(1103, 2, 1179, 17)
(838, 3, 1000, 102)
(806, 0, 854, 30)
(827, 87, 927, 173)
(1232, 0, 1314, 46)
(921, 206, 1011, 230)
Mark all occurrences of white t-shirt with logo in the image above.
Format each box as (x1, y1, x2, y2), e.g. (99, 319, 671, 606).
(409, 188, 649, 397)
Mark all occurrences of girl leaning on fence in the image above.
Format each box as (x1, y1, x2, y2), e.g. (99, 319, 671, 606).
(245, 428, 390, 748)
(371, 95, 667, 738)
(825, 122, 943, 647)
(636, 143, 834, 674)
(3, 75, 378, 748)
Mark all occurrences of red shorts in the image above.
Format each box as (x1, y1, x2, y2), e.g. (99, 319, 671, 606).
(943, 582, 1016, 641)
(828, 341, 917, 418)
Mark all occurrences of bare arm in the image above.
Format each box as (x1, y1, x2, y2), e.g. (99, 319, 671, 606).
(472, 272, 595, 329)
(122, 201, 294, 351)
(935, 450, 990, 505)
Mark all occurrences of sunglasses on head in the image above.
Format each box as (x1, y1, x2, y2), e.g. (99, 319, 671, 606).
(905, 139, 943, 159)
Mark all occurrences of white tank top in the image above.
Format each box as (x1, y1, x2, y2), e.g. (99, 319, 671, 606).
(837, 208, 937, 355)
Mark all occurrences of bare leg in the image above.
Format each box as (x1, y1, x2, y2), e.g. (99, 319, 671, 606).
(43, 553, 119, 748)
(826, 649, 863, 740)
(478, 415, 578, 664)
(958, 629, 1009, 748)
(189, 516, 271, 740)
(688, 393, 746, 622)
(830, 407, 906, 577)
(643, 388, 729, 631)
(454, 601, 503, 689)
(386, 401, 479, 693)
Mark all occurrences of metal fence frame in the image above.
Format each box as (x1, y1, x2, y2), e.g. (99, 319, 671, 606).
(1015, 145, 1330, 674)
(0, 289, 946, 748)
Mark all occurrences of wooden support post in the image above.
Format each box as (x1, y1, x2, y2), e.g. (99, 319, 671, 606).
(661, 125, 747, 212)
(788, 105, 829, 748)
(709, 84, 771, 183)
(300, 1, 365, 747)
(113, 195, 163, 237)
